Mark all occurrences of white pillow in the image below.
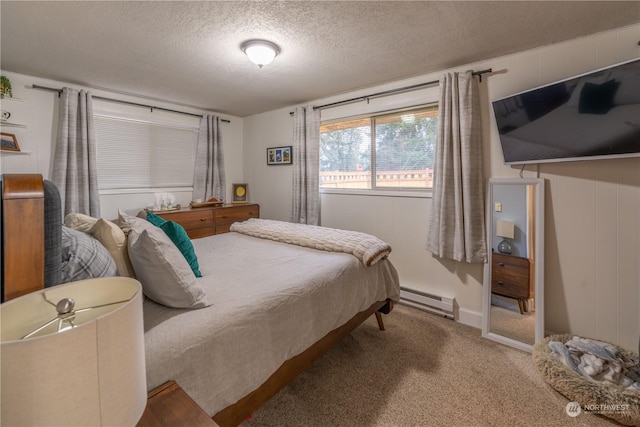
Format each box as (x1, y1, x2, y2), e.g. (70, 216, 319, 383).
(88, 218, 136, 278)
(123, 211, 210, 308)
(64, 213, 98, 232)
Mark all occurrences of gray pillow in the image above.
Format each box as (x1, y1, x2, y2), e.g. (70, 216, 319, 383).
(61, 226, 118, 283)
(124, 214, 210, 309)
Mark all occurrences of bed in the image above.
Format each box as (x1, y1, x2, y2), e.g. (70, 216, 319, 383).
(1, 174, 400, 426)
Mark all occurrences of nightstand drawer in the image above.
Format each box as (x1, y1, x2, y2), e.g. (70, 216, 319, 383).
(491, 276, 529, 298)
(492, 253, 529, 278)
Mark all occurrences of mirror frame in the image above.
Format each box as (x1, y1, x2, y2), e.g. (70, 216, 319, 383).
(482, 177, 545, 352)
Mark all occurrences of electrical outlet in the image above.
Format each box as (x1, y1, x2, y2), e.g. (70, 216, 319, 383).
(495, 202, 502, 212)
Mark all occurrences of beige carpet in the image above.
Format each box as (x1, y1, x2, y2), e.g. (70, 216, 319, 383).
(490, 304, 535, 345)
(241, 304, 617, 427)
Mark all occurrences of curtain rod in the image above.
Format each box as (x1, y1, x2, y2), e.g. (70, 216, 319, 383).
(31, 84, 231, 123)
(289, 68, 492, 115)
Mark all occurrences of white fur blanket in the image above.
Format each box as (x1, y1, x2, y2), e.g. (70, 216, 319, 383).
(549, 336, 640, 390)
(230, 218, 392, 266)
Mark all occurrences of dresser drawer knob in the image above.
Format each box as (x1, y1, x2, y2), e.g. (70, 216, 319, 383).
(498, 262, 505, 267)
(200, 218, 206, 221)
(497, 281, 504, 286)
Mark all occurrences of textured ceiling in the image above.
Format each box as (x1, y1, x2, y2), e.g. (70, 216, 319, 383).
(1, 1, 639, 117)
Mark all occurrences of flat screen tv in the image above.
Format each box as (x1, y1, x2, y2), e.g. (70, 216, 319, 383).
(493, 58, 640, 165)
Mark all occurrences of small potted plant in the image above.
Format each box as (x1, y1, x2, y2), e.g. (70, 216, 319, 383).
(1, 76, 13, 98)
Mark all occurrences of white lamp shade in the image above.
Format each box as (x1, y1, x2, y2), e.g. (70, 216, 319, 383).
(241, 40, 280, 67)
(1, 277, 147, 426)
(496, 219, 515, 239)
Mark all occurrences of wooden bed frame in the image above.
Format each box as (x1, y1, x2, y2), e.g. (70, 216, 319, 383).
(1, 174, 393, 427)
(1, 174, 46, 302)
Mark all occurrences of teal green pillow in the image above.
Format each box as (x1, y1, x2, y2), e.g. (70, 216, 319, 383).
(145, 211, 202, 278)
(146, 211, 165, 227)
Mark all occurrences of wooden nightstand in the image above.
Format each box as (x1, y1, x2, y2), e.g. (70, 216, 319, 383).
(491, 252, 532, 314)
(136, 381, 218, 427)
(155, 204, 259, 238)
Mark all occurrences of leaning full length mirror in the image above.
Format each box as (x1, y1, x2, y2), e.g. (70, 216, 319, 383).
(482, 178, 545, 352)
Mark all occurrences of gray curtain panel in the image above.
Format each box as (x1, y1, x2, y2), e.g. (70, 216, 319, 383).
(52, 87, 100, 217)
(426, 71, 487, 263)
(291, 105, 321, 225)
(193, 115, 226, 202)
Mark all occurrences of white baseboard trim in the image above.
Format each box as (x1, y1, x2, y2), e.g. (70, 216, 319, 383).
(456, 307, 482, 329)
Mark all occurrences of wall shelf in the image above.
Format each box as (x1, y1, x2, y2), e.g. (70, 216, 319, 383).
(0, 97, 25, 102)
(0, 150, 31, 155)
(1, 96, 28, 128)
(0, 122, 27, 129)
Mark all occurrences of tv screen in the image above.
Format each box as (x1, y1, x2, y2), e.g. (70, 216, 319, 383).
(493, 58, 640, 165)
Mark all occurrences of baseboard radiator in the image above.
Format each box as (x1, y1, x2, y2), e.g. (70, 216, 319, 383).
(399, 287, 455, 320)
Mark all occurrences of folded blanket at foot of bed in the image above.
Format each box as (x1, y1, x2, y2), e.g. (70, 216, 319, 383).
(549, 336, 640, 390)
(230, 218, 392, 266)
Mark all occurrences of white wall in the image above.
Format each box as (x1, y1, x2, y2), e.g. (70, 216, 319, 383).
(0, 72, 244, 219)
(243, 23, 640, 350)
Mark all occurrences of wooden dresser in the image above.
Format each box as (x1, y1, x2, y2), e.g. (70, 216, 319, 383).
(155, 204, 259, 239)
(491, 252, 532, 314)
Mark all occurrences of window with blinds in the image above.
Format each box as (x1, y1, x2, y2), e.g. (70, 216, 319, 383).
(94, 115, 198, 191)
(319, 105, 438, 190)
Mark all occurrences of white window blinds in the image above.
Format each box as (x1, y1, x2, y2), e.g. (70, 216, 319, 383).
(95, 115, 198, 190)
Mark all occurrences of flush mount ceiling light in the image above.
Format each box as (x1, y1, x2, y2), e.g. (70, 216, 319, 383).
(241, 39, 280, 68)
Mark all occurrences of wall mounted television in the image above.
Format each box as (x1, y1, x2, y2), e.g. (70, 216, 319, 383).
(492, 58, 640, 165)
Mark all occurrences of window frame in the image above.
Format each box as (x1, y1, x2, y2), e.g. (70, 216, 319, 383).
(319, 104, 437, 199)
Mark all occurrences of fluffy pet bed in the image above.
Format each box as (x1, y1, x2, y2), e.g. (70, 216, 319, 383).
(533, 334, 640, 426)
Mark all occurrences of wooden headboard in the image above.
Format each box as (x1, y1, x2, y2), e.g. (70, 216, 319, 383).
(1, 174, 46, 302)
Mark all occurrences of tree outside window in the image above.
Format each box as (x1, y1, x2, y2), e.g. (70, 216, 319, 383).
(319, 105, 438, 190)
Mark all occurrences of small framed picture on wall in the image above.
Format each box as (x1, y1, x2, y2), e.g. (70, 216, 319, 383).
(267, 146, 292, 165)
(0, 132, 20, 152)
(232, 183, 248, 204)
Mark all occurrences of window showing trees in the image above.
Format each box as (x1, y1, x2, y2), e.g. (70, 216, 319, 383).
(319, 105, 438, 190)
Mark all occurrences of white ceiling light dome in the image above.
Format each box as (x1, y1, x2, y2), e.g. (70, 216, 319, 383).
(241, 39, 280, 68)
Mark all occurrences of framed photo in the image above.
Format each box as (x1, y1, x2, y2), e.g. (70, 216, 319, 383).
(232, 183, 248, 204)
(267, 146, 292, 165)
(0, 132, 20, 152)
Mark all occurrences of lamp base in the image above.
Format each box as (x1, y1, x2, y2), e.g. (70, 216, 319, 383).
(498, 239, 513, 254)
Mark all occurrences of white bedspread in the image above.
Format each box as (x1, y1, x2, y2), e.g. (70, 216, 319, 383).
(142, 232, 400, 417)
(231, 218, 392, 266)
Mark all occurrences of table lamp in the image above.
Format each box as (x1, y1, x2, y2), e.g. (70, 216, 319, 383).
(1, 277, 147, 426)
(496, 219, 515, 254)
